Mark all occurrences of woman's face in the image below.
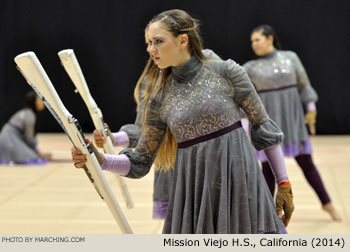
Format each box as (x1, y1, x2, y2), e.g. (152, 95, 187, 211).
(146, 21, 185, 69)
(35, 96, 45, 111)
(251, 31, 274, 56)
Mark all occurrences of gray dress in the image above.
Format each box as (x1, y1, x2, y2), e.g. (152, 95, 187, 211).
(120, 56, 286, 234)
(243, 50, 318, 162)
(0, 108, 45, 165)
(120, 49, 222, 219)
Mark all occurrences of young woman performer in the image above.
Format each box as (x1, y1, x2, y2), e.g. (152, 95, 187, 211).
(93, 31, 222, 219)
(73, 9, 294, 233)
(0, 91, 51, 165)
(243, 24, 341, 221)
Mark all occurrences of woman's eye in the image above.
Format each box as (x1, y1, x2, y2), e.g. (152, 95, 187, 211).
(156, 39, 162, 44)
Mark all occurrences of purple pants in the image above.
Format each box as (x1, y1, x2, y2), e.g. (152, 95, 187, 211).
(262, 154, 331, 205)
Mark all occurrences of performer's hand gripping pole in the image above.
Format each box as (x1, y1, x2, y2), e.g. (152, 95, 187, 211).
(57, 49, 134, 209)
(14, 52, 133, 233)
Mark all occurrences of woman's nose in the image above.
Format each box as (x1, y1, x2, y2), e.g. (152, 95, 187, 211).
(150, 44, 157, 52)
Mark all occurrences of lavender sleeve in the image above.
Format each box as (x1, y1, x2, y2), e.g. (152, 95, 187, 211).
(306, 101, 316, 112)
(264, 144, 289, 184)
(119, 124, 142, 148)
(101, 154, 131, 176)
(112, 131, 129, 147)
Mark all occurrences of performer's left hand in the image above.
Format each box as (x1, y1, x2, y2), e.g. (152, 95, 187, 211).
(276, 184, 294, 227)
(93, 123, 114, 147)
(305, 111, 317, 135)
(93, 130, 106, 148)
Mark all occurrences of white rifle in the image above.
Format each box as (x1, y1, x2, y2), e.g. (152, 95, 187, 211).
(14, 52, 133, 234)
(57, 49, 134, 209)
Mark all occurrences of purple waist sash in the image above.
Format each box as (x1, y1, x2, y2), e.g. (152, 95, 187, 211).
(257, 84, 297, 94)
(177, 121, 242, 149)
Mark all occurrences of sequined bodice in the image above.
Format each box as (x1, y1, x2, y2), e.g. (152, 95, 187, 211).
(244, 50, 300, 91)
(121, 57, 276, 178)
(160, 60, 241, 143)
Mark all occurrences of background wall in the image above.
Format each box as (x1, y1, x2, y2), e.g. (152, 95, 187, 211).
(1, 0, 349, 134)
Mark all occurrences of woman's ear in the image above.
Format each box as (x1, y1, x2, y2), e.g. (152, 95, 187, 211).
(179, 34, 189, 48)
(267, 35, 274, 45)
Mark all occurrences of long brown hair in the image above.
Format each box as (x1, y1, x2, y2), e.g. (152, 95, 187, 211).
(136, 9, 207, 170)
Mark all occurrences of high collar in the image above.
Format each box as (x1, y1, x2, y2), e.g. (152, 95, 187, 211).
(259, 49, 278, 59)
(171, 56, 203, 83)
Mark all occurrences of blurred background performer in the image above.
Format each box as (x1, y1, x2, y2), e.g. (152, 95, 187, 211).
(0, 91, 52, 165)
(243, 24, 341, 221)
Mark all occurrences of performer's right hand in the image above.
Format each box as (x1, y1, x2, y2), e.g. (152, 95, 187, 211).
(71, 138, 105, 168)
(71, 146, 87, 168)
